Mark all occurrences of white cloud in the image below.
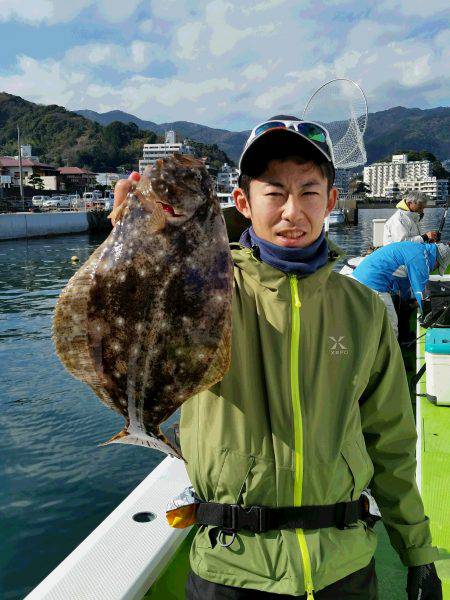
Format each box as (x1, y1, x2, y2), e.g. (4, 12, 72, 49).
(0, 0, 142, 25)
(0, 48, 236, 122)
(241, 64, 268, 81)
(139, 19, 154, 34)
(0, 0, 448, 129)
(150, 0, 191, 21)
(242, 0, 289, 14)
(255, 80, 297, 110)
(174, 22, 205, 60)
(378, 0, 450, 16)
(64, 41, 158, 72)
(205, 1, 277, 56)
(0, 55, 89, 106)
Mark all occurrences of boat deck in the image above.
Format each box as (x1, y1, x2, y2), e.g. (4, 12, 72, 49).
(25, 323, 450, 599)
(417, 330, 450, 597)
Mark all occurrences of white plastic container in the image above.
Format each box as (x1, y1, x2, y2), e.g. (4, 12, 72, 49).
(425, 328, 450, 405)
(372, 218, 386, 247)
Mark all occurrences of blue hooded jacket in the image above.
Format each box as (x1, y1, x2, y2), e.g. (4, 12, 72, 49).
(352, 241, 438, 308)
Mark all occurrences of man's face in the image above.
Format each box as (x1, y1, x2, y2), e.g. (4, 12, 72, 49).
(408, 201, 424, 214)
(234, 159, 337, 248)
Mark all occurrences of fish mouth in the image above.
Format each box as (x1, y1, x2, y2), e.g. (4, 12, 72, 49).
(157, 201, 184, 218)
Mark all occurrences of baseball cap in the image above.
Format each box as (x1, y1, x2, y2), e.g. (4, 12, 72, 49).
(436, 242, 450, 275)
(239, 115, 335, 182)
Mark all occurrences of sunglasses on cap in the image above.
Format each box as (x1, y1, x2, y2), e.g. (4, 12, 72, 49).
(247, 119, 334, 164)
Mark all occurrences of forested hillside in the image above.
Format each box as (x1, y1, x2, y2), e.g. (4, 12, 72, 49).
(0, 93, 231, 171)
(78, 105, 450, 164)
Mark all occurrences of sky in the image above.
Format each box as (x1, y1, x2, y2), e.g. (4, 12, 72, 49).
(0, 0, 449, 131)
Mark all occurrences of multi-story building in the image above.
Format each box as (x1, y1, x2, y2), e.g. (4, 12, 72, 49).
(138, 131, 194, 173)
(385, 180, 401, 201)
(216, 163, 239, 193)
(364, 154, 433, 198)
(398, 178, 448, 204)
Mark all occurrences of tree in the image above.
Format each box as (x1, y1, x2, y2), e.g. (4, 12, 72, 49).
(28, 174, 44, 190)
(349, 176, 370, 196)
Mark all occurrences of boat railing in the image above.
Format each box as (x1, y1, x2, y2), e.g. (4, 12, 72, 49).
(24, 457, 191, 600)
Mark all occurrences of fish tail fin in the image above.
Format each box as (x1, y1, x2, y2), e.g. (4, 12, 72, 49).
(99, 428, 129, 446)
(99, 427, 185, 461)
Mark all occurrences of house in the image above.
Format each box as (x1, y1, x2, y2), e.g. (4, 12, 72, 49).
(0, 157, 59, 189)
(57, 167, 97, 191)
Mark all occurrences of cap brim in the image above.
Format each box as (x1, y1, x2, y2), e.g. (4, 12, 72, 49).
(239, 128, 334, 179)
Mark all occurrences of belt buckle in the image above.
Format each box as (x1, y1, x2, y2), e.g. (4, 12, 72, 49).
(247, 505, 268, 534)
(218, 505, 240, 548)
(337, 502, 355, 530)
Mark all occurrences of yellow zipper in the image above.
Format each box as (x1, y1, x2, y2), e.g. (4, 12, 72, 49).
(289, 276, 314, 599)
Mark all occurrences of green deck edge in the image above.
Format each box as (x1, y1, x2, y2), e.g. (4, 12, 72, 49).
(418, 331, 450, 598)
(143, 529, 195, 600)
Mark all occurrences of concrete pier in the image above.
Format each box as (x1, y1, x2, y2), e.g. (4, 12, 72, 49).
(0, 211, 112, 241)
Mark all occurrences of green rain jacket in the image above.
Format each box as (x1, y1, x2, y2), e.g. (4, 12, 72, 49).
(180, 243, 438, 597)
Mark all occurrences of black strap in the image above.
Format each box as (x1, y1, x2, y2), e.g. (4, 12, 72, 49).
(196, 498, 367, 534)
(410, 363, 427, 395)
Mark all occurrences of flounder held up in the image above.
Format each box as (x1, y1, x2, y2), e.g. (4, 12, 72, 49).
(53, 154, 233, 458)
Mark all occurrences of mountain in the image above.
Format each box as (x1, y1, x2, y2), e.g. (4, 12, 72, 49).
(0, 93, 232, 172)
(2, 92, 449, 171)
(364, 106, 450, 164)
(76, 108, 249, 164)
(77, 105, 450, 165)
(77, 109, 161, 133)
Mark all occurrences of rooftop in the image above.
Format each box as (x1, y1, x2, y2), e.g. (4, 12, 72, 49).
(58, 167, 94, 175)
(0, 157, 55, 169)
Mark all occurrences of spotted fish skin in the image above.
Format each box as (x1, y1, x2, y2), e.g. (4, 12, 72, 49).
(53, 154, 233, 458)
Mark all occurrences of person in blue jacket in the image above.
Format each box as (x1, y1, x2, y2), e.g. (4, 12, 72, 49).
(352, 241, 450, 336)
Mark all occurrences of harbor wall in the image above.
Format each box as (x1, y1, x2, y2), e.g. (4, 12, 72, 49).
(0, 211, 112, 240)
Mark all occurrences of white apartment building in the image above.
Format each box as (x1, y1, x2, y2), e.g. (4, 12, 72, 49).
(139, 131, 194, 173)
(364, 154, 432, 198)
(398, 178, 448, 204)
(216, 163, 239, 192)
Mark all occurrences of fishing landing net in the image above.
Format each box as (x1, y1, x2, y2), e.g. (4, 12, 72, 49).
(302, 78, 368, 169)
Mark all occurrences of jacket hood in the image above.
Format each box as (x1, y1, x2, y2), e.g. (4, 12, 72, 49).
(396, 199, 410, 211)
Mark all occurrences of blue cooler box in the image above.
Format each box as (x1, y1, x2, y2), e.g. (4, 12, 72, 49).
(425, 328, 450, 405)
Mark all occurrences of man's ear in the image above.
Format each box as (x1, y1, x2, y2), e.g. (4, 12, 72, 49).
(233, 187, 252, 220)
(325, 187, 338, 217)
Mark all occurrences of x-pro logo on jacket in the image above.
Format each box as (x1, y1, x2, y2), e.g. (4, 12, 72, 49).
(329, 336, 349, 356)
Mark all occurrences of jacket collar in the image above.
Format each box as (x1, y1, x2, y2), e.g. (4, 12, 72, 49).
(231, 239, 344, 299)
(396, 199, 410, 211)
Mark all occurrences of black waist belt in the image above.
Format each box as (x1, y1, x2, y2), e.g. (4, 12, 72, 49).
(196, 497, 368, 534)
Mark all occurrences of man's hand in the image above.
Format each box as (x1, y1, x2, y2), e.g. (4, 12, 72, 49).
(407, 563, 442, 599)
(424, 231, 439, 242)
(110, 171, 141, 227)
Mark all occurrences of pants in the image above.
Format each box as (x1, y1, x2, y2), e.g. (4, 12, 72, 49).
(185, 558, 378, 599)
(377, 292, 398, 337)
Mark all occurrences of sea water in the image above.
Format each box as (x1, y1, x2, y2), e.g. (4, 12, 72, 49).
(1, 208, 448, 599)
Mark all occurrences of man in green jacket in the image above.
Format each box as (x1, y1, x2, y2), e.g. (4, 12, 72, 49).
(112, 118, 442, 599)
(179, 117, 442, 599)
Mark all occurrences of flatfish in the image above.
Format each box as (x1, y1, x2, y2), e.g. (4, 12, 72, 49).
(53, 154, 233, 458)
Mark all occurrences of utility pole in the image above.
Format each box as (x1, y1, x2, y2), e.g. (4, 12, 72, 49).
(17, 125, 25, 211)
